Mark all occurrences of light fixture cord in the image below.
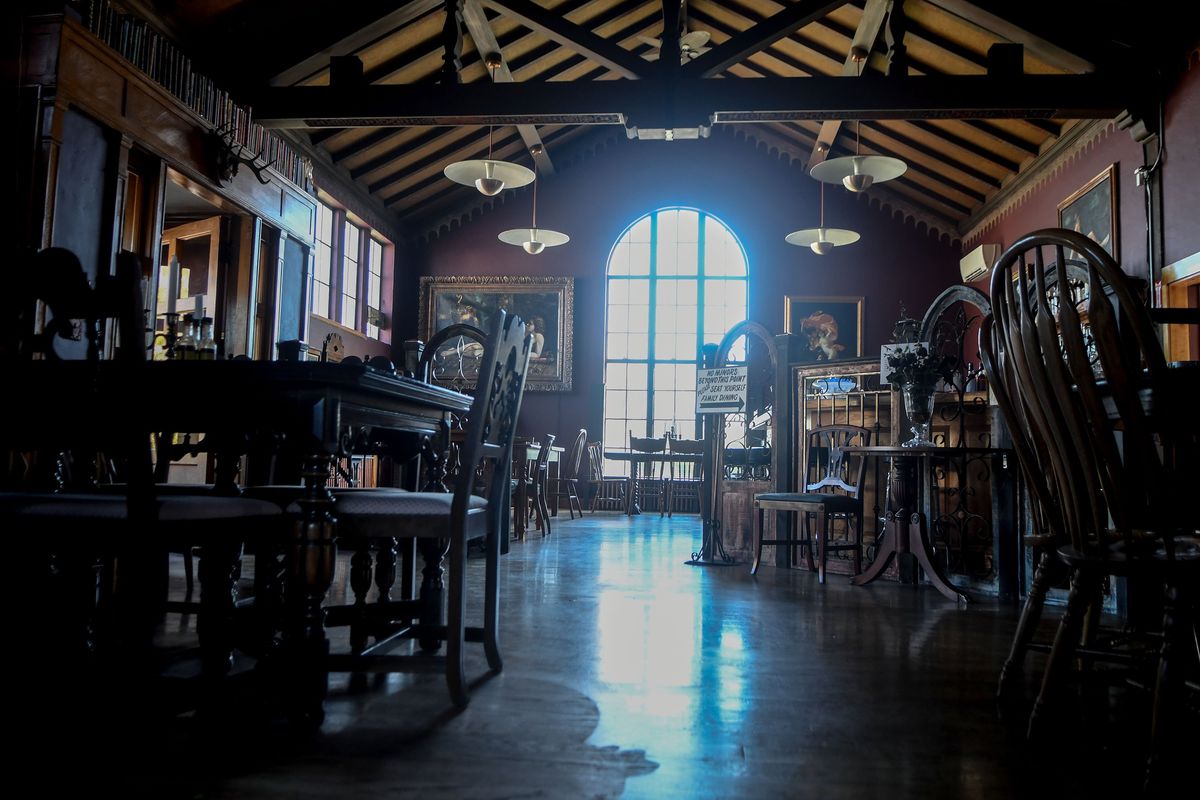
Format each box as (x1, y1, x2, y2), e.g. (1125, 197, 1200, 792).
(485, 62, 498, 160)
(819, 180, 825, 227)
(531, 162, 538, 228)
(854, 54, 864, 157)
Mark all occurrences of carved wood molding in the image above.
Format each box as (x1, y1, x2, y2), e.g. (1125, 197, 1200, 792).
(958, 118, 1115, 248)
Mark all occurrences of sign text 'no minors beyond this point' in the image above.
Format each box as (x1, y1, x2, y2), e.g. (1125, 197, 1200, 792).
(696, 367, 748, 414)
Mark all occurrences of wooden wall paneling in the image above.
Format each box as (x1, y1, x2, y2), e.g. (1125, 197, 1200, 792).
(254, 222, 280, 360)
(53, 18, 316, 244)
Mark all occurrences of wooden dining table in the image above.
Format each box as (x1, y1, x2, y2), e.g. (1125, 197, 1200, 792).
(840, 445, 981, 603)
(6, 358, 473, 722)
(604, 450, 704, 515)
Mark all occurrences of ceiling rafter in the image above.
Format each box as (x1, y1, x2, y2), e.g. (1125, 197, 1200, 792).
(462, 0, 555, 174)
(481, 0, 652, 78)
(268, 0, 445, 86)
(808, 0, 890, 168)
(683, 0, 850, 78)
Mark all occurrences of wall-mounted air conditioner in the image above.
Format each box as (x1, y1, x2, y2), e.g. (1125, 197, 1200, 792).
(959, 243, 1000, 283)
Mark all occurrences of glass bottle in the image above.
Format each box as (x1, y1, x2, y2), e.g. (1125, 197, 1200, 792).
(198, 317, 217, 360)
(177, 313, 197, 360)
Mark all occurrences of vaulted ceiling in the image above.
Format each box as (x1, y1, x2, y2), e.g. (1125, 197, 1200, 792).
(170, 0, 1182, 242)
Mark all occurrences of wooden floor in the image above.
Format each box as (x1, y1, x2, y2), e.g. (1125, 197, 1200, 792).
(31, 512, 1172, 797)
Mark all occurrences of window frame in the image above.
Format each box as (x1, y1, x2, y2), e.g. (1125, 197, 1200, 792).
(309, 199, 390, 340)
(603, 208, 748, 457)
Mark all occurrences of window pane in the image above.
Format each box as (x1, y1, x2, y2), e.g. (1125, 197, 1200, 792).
(657, 236, 679, 275)
(609, 241, 630, 276)
(607, 362, 627, 389)
(341, 221, 361, 328)
(626, 279, 650, 305)
(629, 242, 650, 275)
(629, 216, 651, 243)
(626, 391, 647, 420)
(626, 334, 649, 360)
(607, 332, 628, 359)
(678, 210, 698, 242)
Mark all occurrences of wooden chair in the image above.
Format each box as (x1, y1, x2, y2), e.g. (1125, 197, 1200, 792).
(629, 433, 668, 514)
(751, 425, 871, 582)
(663, 437, 705, 517)
(515, 433, 555, 538)
(420, 322, 487, 392)
(585, 441, 626, 512)
(551, 428, 588, 519)
(320, 310, 533, 707)
(988, 228, 1199, 789)
(2, 248, 284, 680)
(981, 315, 1075, 697)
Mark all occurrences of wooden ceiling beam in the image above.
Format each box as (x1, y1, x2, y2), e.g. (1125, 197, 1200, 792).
(252, 73, 1142, 130)
(480, 0, 651, 79)
(807, 0, 890, 169)
(462, 0, 554, 174)
(683, 0, 850, 78)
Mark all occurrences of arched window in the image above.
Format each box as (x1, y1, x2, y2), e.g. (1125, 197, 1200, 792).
(603, 208, 748, 461)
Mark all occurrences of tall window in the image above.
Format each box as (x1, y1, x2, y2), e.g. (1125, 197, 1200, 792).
(309, 198, 390, 339)
(604, 208, 748, 460)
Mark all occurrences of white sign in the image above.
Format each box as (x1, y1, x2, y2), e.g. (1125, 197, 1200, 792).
(696, 367, 748, 414)
(880, 342, 929, 385)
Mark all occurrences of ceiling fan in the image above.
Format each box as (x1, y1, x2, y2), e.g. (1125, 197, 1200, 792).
(638, 29, 712, 63)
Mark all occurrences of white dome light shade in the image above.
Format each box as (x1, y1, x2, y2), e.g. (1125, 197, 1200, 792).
(444, 159, 535, 196)
(498, 227, 570, 254)
(785, 226, 860, 254)
(809, 154, 907, 193)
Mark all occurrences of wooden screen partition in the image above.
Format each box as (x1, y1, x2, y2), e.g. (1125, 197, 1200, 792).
(792, 358, 891, 575)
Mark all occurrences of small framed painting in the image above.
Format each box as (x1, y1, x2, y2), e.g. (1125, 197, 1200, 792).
(1058, 164, 1118, 260)
(784, 296, 864, 363)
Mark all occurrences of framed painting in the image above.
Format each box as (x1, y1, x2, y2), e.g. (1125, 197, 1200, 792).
(419, 276, 574, 392)
(783, 296, 864, 363)
(1058, 164, 1118, 261)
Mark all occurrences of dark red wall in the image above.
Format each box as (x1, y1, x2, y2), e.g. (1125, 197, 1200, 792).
(1163, 56, 1200, 267)
(404, 129, 961, 443)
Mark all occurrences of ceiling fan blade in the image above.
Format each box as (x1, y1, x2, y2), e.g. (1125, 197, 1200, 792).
(637, 35, 663, 48)
(690, 46, 711, 56)
(681, 30, 711, 49)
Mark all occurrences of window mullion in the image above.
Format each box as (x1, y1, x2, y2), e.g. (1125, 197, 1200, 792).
(645, 213, 658, 437)
(696, 211, 707, 437)
(330, 210, 345, 321)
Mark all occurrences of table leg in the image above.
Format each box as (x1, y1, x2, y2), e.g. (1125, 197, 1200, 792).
(282, 453, 337, 725)
(908, 512, 970, 603)
(851, 453, 967, 602)
(627, 461, 642, 515)
(852, 517, 898, 586)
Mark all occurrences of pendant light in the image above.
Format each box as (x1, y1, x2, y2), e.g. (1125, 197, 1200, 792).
(785, 180, 859, 255)
(499, 145, 569, 254)
(808, 47, 906, 192)
(443, 54, 534, 197)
